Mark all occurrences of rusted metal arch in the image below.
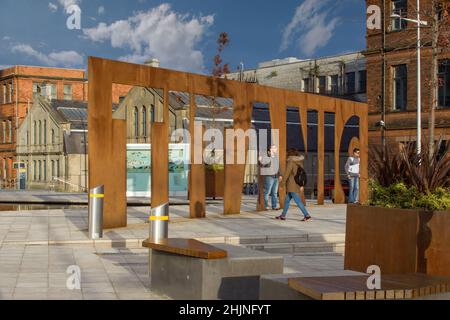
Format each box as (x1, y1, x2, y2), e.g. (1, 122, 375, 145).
(88, 57, 368, 228)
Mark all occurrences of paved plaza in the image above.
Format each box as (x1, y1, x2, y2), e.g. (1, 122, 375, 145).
(0, 195, 354, 300)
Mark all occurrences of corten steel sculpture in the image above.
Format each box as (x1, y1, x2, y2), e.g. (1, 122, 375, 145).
(88, 57, 368, 229)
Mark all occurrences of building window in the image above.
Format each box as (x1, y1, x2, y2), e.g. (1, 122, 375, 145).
(33, 121, 37, 145)
(2, 84, 6, 104)
(393, 64, 408, 111)
(51, 129, 56, 144)
(43, 160, 47, 181)
(56, 160, 60, 177)
(359, 70, 367, 93)
(38, 121, 42, 145)
(64, 84, 73, 100)
(51, 160, 55, 178)
(38, 160, 41, 181)
(33, 161, 37, 181)
(302, 78, 311, 92)
(392, 0, 407, 31)
(330, 75, 339, 95)
(318, 76, 326, 94)
(438, 59, 450, 108)
(345, 72, 356, 94)
(7, 120, 12, 143)
(134, 107, 139, 138)
(44, 120, 47, 144)
(33, 82, 57, 100)
(8, 82, 13, 103)
(2, 121, 5, 144)
(142, 106, 147, 138)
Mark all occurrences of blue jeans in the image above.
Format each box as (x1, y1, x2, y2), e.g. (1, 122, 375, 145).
(348, 177, 359, 203)
(281, 192, 310, 218)
(263, 176, 279, 209)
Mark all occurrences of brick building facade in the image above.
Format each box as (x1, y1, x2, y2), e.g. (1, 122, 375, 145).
(365, 0, 450, 148)
(0, 65, 130, 188)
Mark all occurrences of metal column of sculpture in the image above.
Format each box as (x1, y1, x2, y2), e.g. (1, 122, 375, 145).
(88, 57, 368, 229)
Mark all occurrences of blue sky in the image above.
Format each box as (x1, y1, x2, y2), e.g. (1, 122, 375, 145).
(0, 0, 366, 73)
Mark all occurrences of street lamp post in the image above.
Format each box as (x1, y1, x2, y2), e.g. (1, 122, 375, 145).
(392, 1, 428, 156)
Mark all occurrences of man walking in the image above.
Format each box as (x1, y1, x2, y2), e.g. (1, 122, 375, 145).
(345, 148, 361, 204)
(259, 145, 281, 210)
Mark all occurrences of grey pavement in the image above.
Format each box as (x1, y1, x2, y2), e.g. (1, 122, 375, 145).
(0, 190, 224, 206)
(0, 198, 346, 246)
(0, 197, 350, 300)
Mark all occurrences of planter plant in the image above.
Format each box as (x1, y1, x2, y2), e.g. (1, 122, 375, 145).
(345, 138, 450, 277)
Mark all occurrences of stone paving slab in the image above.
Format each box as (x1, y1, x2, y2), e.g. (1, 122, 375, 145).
(0, 190, 225, 206)
(0, 198, 346, 247)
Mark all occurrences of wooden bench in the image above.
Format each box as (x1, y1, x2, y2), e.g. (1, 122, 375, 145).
(288, 274, 450, 300)
(143, 238, 283, 300)
(142, 238, 228, 259)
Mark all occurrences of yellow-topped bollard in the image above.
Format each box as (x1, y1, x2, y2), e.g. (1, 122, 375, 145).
(89, 185, 104, 239)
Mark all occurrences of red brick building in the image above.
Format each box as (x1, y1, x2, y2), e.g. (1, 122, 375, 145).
(0, 65, 130, 188)
(365, 0, 450, 149)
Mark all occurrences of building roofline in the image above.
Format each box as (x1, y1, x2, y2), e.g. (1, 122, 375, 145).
(1, 65, 86, 72)
(231, 51, 366, 74)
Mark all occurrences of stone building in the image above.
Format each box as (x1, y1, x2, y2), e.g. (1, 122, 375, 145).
(114, 87, 189, 144)
(365, 0, 450, 149)
(0, 65, 131, 188)
(16, 97, 90, 191)
(227, 52, 367, 103)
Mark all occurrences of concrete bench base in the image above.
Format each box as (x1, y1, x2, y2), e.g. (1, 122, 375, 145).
(149, 243, 283, 300)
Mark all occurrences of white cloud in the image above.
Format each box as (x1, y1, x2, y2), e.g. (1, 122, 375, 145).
(48, 2, 58, 13)
(11, 44, 83, 67)
(83, 3, 214, 73)
(281, 0, 340, 57)
(98, 6, 105, 15)
(2, 36, 11, 41)
(0, 65, 12, 70)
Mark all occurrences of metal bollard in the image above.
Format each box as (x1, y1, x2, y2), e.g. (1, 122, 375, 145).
(149, 203, 169, 242)
(89, 185, 104, 240)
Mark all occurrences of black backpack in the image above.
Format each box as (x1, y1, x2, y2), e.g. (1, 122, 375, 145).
(294, 166, 307, 187)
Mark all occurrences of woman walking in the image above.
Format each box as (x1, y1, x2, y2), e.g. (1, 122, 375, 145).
(276, 150, 312, 221)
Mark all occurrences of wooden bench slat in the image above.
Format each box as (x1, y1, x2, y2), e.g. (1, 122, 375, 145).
(142, 238, 228, 259)
(288, 274, 450, 301)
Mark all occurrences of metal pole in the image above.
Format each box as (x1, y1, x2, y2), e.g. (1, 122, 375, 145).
(149, 202, 169, 243)
(417, 0, 422, 156)
(88, 185, 104, 239)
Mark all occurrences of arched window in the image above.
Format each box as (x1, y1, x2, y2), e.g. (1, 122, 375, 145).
(38, 160, 41, 181)
(43, 120, 47, 144)
(7, 120, 12, 143)
(38, 121, 42, 145)
(2, 121, 5, 144)
(142, 106, 147, 138)
(134, 107, 139, 138)
(33, 121, 37, 145)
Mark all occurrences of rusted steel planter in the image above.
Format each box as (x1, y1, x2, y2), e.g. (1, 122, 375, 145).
(345, 205, 450, 277)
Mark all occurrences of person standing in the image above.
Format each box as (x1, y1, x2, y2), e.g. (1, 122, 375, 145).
(276, 150, 311, 221)
(259, 145, 281, 211)
(345, 148, 361, 204)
